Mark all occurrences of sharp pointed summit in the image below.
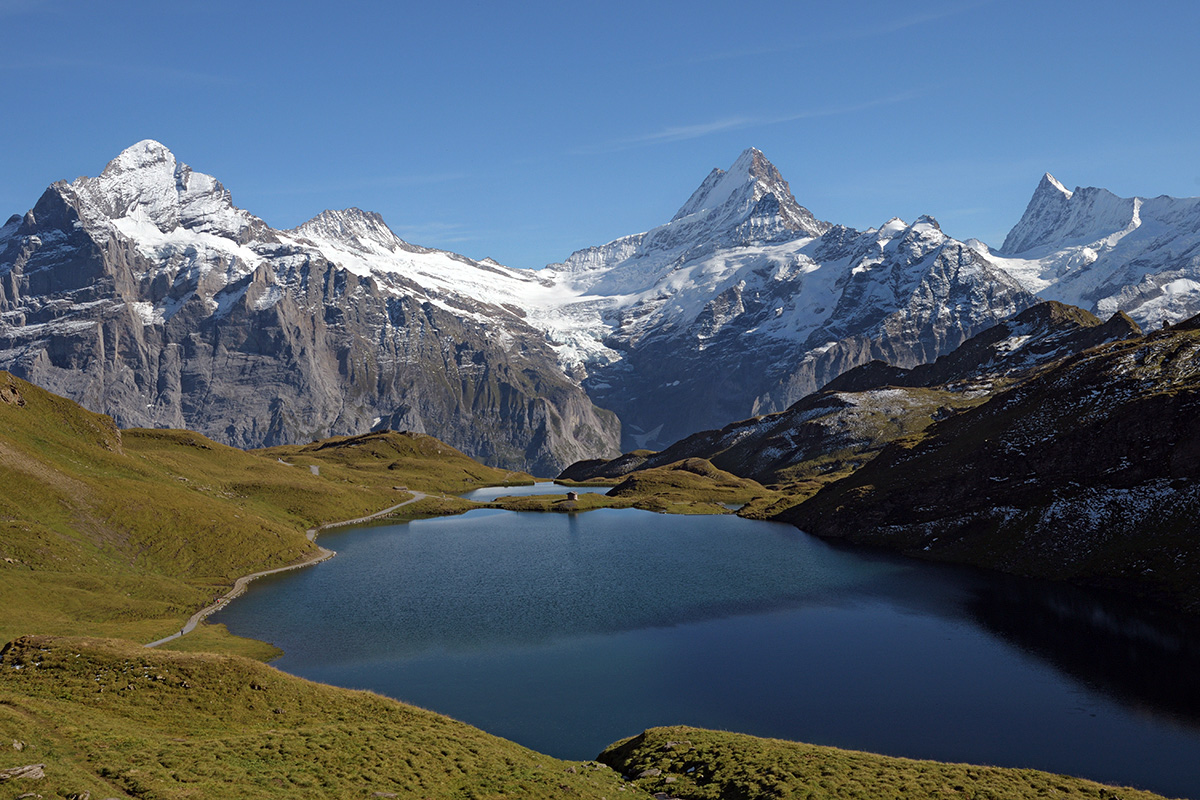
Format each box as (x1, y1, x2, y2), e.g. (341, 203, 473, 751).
(999, 172, 1145, 256)
(988, 173, 1200, 328)
(670, 147, 829, 239)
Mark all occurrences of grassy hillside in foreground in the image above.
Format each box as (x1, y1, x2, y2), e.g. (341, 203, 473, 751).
(0, 371, 527, 644)
(599, 727, 1171, 800)
(0, 635, 644, 800)
(0, 637, 1173, 800)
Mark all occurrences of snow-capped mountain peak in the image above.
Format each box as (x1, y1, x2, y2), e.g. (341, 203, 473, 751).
(670, 147, 828, 238)
(73, 139, 183, 230)
(0, 140, 621, 474)
(998, 172, 1137, 256)
(989, 174, 1200, 328)
(1041, 172, 1071, 198)
(292, 207, 413, 255)
(549, 148, 830, 293)
(63, 139, 267, 245)
(103, 138, 176, 176)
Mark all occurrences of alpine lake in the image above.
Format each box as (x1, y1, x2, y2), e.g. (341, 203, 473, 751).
(212, 483, 1200, 799)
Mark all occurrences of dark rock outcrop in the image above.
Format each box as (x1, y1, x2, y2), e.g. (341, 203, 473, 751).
(782, 325, 1200, 613)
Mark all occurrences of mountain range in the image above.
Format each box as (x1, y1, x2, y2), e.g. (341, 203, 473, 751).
(3, 141, 1198, 469)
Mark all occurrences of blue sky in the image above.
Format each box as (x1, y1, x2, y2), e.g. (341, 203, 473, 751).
(1, 0, 1197, 268)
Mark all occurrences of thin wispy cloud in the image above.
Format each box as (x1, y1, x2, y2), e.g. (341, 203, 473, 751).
(254, 172, 469, 197)
(393, 221, 480, 245)
(831, 0, 996, 41)
(0, 56, 233, 86)
(668, 1, 994, 66)
(576, 90, 929, 154)
(588, 117, 756, 151)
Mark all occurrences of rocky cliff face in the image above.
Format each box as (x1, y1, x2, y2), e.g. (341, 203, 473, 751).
(0, 141, 619, 475)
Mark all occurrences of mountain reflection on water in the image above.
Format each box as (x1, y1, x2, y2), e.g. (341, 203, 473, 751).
(967, 579, 1200, 728)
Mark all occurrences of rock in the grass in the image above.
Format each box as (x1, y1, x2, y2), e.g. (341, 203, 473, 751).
(0, 764, 45, 781)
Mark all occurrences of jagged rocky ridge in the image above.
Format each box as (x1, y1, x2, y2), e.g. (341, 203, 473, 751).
(985, 172, 1200, 327)
(0, 141, 619, 474)
(560, 301, 1142, 488)
(781, 316, 1200, 612)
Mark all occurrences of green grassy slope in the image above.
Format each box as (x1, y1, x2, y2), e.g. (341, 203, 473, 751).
(0, 372, 524, 644)
(0, 635, 643, 800)
(600, 727, 1171, 800)
(490, 458, 778, 515)
(605, 457, 776, 512)
(256, 430, 534, 494)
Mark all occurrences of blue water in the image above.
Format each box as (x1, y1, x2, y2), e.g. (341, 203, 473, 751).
(459, 481, 611, 501)
(213, 508, 1200, 799)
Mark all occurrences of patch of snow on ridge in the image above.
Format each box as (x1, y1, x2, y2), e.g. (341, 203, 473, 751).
(111, 209, 264, 277)
(129, 301, 158, 326)
(994, 334, 1032, 354)
(253, 285, 283, 311)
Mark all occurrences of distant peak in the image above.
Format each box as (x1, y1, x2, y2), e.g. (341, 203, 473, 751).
(1038, 172, 1072, 200)
(669, 148, 829, 237)
(293, 207, 406, 251)
(306, 207, 388, 226)
(1000, 171, 1141, 255)
(102, 139, 176, 175)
